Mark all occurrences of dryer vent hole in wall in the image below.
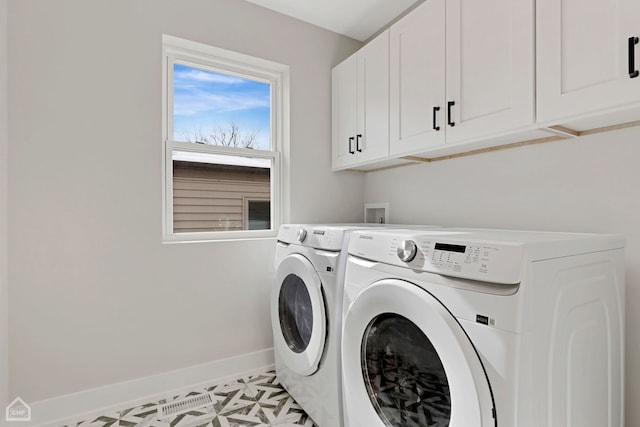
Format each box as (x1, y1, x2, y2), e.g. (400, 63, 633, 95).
(475, 314, 495, 326)
(157, 393, 214, 418)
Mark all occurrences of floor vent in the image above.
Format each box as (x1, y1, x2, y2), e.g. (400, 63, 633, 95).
(157, 393, 213, 418)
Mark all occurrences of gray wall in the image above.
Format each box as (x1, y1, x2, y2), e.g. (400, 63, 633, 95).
(7, 0, 362, 402)
(1, 0, 9, 411)
(364, 127, 640, 426)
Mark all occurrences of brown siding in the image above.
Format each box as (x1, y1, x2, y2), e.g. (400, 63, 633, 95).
(173, 163, 270, 233)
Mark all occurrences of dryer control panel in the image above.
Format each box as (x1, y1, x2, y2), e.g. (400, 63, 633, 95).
(350, 230, 524, 284)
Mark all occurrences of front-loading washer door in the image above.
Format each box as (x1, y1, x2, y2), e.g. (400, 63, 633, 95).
(342, 279, 496, 427)
(272, 253, 326, 377)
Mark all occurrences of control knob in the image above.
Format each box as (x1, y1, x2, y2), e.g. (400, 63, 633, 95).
(297, 229, 308, 243)
(397, 240, 418, 262)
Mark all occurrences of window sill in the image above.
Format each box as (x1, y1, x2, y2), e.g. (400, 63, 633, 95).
(162, 229, 277, 244)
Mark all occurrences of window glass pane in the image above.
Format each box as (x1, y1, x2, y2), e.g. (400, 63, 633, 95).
(172, 152, 271, 233)
(362, 313, 451, 427)
(247, 200, 270, 230)
(172, 63, 271, 150)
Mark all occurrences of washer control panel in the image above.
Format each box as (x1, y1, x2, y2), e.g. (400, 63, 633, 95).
(429, 242, 499, 275)
(351, 231, 524, 284)
(278, 225, 346, 251)
(397, 240, 418, 262)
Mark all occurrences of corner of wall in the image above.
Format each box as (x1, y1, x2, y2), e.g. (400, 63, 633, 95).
(0, 0, 9, 412)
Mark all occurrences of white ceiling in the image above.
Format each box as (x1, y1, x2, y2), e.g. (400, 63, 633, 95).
(244, 0, 421, 42)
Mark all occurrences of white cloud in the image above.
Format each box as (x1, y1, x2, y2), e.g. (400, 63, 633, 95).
(174, 90, 269, 116)
(174, 69, 246, 86)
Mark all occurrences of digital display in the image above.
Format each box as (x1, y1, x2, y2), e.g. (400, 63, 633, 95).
(434, 243, 466, 253)
(313, 230, 326, 235)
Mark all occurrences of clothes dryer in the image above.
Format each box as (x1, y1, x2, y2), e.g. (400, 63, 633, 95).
(341, 228, 625, 427)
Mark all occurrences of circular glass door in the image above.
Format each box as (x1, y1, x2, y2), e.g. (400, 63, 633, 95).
(362, 313, 451, 426)
(342, 279, 495, 427)
(272, 253, 326, 376)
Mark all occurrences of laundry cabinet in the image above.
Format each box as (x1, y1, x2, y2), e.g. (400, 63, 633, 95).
(537, 0, 640, 124)
(389, 0, 535, 157)
(332, 31, 389, 171)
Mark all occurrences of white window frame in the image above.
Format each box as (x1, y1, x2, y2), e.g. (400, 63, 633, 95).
(162, 35, 290, 242)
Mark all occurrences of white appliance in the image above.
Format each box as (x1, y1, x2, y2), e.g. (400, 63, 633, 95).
(341, 228, 625, 427)
(271, 224, 375, 426)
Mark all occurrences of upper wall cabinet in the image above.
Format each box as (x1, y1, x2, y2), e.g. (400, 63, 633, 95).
(332, 31, 389, 171)
(389, 0, 446, 156)
(537, 0, 640, 125)
(389, 0, 535, 157)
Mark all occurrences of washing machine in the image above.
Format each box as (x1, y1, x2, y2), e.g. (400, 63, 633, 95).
(341, 228, 625, 427)
(271, 224, 376, 427)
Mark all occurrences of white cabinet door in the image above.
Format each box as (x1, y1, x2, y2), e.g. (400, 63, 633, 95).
(332, 31, 389, 170)
(332, 55, 358, 170)
(538, 0, 640, 123)
(446, 0, 535, 143)
(389, 0, 446, 157)
(390, 0, 533, 156)
(356, 31, 389, 163)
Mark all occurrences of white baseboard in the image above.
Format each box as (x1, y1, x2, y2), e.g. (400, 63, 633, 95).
(28, 348, 274, 427)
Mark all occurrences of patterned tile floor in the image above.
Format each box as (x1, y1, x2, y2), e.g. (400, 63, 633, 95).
(64, 371, 317, 427)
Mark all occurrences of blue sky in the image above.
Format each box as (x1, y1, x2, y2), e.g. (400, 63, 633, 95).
(172, 63, 271, 150)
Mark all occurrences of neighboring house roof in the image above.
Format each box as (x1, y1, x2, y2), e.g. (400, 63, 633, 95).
(172, 150, 270, 169)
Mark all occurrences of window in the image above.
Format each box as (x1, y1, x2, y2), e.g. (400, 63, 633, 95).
(162, 35, 289, 241)
(244, 198, 271, 230)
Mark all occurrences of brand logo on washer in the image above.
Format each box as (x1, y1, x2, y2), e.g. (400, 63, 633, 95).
(359, 235, 374, 240)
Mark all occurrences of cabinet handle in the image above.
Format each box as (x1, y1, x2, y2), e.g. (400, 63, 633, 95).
(348, 136, 355, 154)
(447, 101, 456, 127)
(433, 106, 441, 131)
(356, 134, 363, 152)
(629, 36, 639, 78)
